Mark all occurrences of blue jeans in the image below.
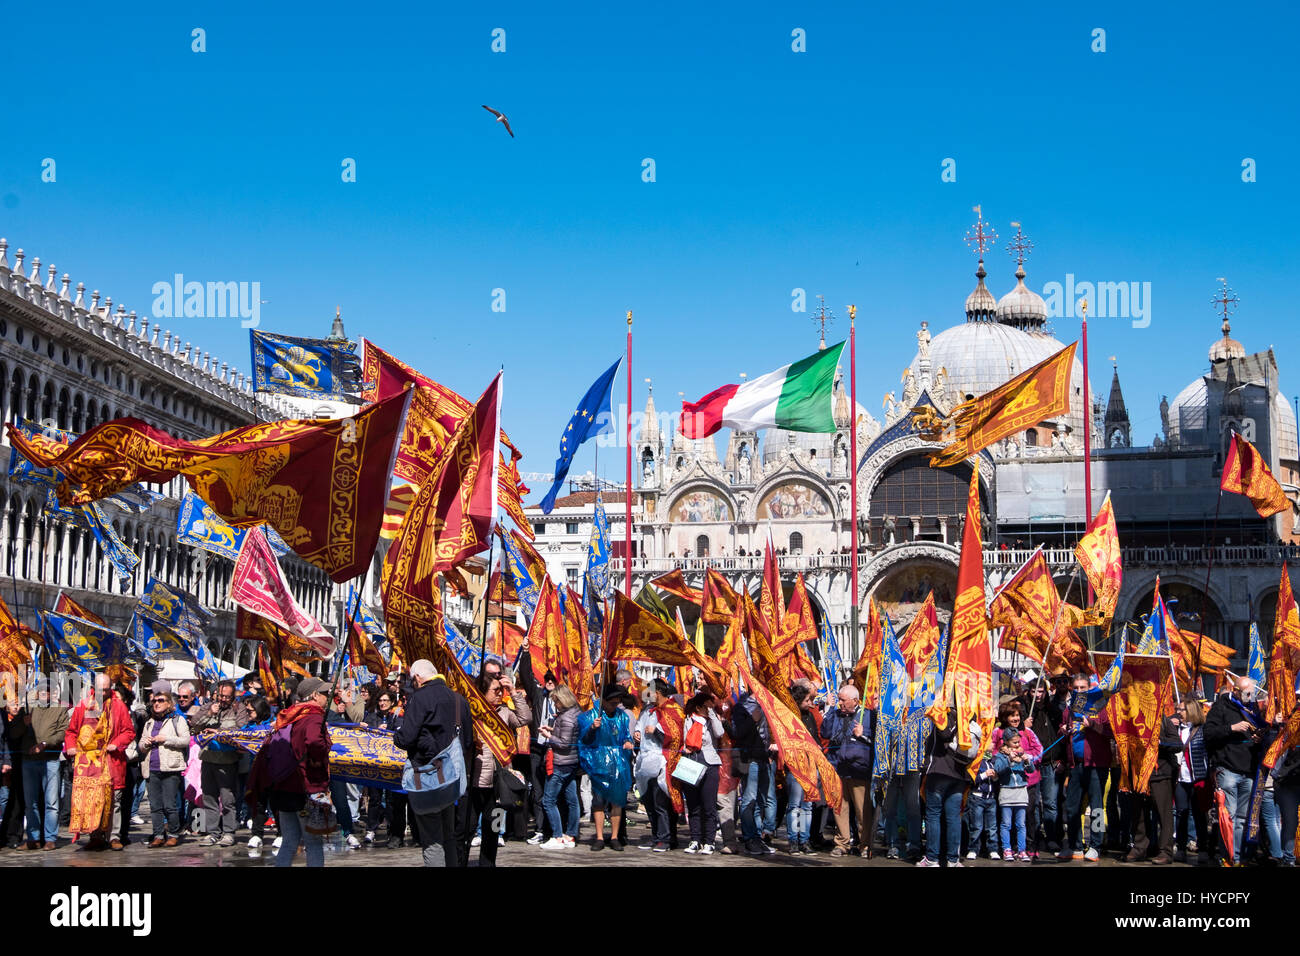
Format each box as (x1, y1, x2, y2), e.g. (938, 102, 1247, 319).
(329, 779, 354, 835)
(1000, 804, 1027, 853)
(924, 776, 964, 863)
(1260, 787, 1282, 860)
(883, 772, 923, 855)
(1215, 768, 1254, 862)
(23, 759, 60, 843)
(1275, 778, 1300, 866)
(1037, 762, 1058, 846)
(739, 758, 776, 841)
(966, 793, 998, 855)
(785, 777, 812, 844)
(543, 764, 580, 838)
(1064, 766, 1106, 851)
(276, 808, 324, 867)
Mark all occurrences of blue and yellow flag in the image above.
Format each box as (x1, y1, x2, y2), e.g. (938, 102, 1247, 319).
(249, 329, 363, 400)
(1072, 647, 1125, 719)
(176, 492, 290, 561)
(818, 612, 842, 697)
(83, 501, 141, 582)
(346, 585, 386, 640)
(443, 619, 482, 678)
(6, 419, 74, 487)
(136, 577, 213, 639)
(127, 613, 192, 662)
(500, 529, 546, 621)
(1247, 621, 1267, 687)
(538, 358, 622, 514)
(872, 613, 911, 781)
(584, 493, 613, 601)
(39, 610, 132, 673)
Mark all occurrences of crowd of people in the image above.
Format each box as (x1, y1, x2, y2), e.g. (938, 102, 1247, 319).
(0, 643, 1296, 869)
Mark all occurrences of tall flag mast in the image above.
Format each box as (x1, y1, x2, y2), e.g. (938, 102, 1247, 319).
(849, 304, 860, 664)
(625, 310, 634, 596)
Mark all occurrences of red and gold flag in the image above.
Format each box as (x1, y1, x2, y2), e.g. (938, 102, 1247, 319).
(255, 642, 281, 703)
(772, 573, 818, 658)
(929, 469, 994, 772)
(53, 593, 107, 627)
(1269, 564, 1300, 721)
(403, 374, 502, 580)
(714, 601, 745, 675)
(231, 527, 335, 656)
(700, 568, 739, 625)
(498, 454, 533, 539)
(1264, 707, 1300, 770)
(744, 593, 799, 713)
(0, 595, 34, 676)
(7, 392, 411, 583)
(347, 616, 388, 676)
(494, 621, 528, 665)
(651, 569, 703, 605)
(1150, 583, 1234, 695)
(900, 592, 941, 679)
(852, 598, 884, 708)
(235, 608, 317, 676)
(740, 662, 842, 813)
(528, 578, 567, 680)
(562, 586, 596, 709)
(915, 342, 1077, 468)
(988, 546, 1089, 675)
(606, 592, 727, 697)
(1096, 651, 1175, 793)
(656, 697, 688, 814)
(489, 568, 519, 607)
(1221, 432, 1290, 518)
(758, 538, 786, 641)
(379, 482, 418, 541)
(1075, 491, 1123, 622)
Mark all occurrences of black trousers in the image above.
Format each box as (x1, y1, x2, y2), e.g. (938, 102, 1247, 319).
(1132, 776, 1175, 856)
(387, 791, 414, 842)
(461, 786, 501, 867)
(683, 763, 720, 845)
(528, 750, 549, 835)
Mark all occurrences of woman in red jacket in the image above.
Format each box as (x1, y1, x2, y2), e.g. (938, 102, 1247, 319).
(247, 678, 333, 867)
(64, 675, 135, 851)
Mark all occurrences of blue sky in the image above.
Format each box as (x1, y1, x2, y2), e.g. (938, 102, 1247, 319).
(3, 1, 1297, 489)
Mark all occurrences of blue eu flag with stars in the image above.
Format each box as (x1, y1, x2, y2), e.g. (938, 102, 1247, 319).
(539, 358, 622, 514)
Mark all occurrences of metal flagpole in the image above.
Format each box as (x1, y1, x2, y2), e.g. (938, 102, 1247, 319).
(625, 310, 633, 598)
(849, 305, 860, 666)
(480, 531, 496, 671)
(1081, 301, 1094, 606)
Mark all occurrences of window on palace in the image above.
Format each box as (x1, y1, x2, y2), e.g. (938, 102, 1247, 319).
(15, 328, 23, 345)
(1024, 429, 1037, 447)
(533, 523, 546, 536)
(790, 532, 804, 554)
(869, 456, 977, 522)
(566, 567, 579, 589)
(565, 522, 580, 535)
(696, 534, 710, 556)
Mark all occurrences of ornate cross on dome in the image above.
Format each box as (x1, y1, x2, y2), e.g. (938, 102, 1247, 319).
(812, 294, 834, 349)
(1006, 222, 1034, 267)
(1212, 277, 1239, 332)
(964, 204, 997, 259)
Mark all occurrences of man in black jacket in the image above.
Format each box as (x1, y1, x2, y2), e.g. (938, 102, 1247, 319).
(1203, 676, 1264, 864)
(393, 659, 474, 867)
(820, 684, 876, 857)
(730, 691, 778, 855)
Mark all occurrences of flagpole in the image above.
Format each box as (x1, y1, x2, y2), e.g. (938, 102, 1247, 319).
(1192, 487, 1224, 689)
(849, 305, 860, 667)
(625, 310, 633, 598)
(480, 531, 496, 671)
(1080, 301, 1094, 606)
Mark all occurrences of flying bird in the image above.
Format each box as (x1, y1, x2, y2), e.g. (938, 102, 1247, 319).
(482, 105, 514, 138)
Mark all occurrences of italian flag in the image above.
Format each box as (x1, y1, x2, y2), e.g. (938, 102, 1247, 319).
(680, 341, 845, 438)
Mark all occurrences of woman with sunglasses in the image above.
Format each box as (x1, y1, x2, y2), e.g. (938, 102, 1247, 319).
(362, 691, 402, 845)
(137, 685, 191, 847)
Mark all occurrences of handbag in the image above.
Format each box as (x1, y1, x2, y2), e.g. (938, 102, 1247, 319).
(494, 765, 528, 810)
(301, 792, 338, 835)
(402, 695, 466, 814)
(684, 717, 704, 752)
(671, 755, 707, 787)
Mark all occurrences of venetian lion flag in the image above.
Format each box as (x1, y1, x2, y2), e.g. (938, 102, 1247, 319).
(1221, 432, 1290, 518)
(1075, 491, 1123, 622)
(230, 527, 335, 656)
(651, 569, 703, 606)
(700, 568, 739, 625)
(6, 392, 411, 582)
(1095, 651, 1175, 794)
(988, 546, 1088, 675)
(405, 373, 503, 583)
(605, 592, 726, 697)
(680, 342, 845, 439)
(1269, 564, 1300, 721)
(900, 592, 942, 679)
(0, 594, 35, 676)
(741, 661, 843, 813)
(929, 469, 994, 773)
(773, 573, 818, 658)
(852, 598, 885, 709)
(915, 342, 1076, 468)
(347, 614, 388, 677)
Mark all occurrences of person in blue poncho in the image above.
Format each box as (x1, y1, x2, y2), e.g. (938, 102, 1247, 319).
(577, 685, 635, 852)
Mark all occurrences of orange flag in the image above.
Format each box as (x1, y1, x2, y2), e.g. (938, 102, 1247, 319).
(0, 595, 34, 676)
(1097, 651, 1175, 794)
(651, 570, 703, 605)
(606, 593, 727, 697)
(1269, 564, 1300, 721)
(744, 593, 799, 713)
(1264, 707, 1300, 770)
(1075, 491, 1123, 622)
(740, 662, 842, 814)
(988, 546, 1089, 675)
(1221, 432, 1290, 518)
(714, 601, 745, 676)
(852, 599, 884, 708)
(347, 616, 388, 676)
(915, 342, 1077, 468)
(758, 537, 786, 641)
(929, 469, 994, 772)
(528, 578, 567, 681)
(772, 573, 818, 658)
(53, 593, 107, 626)
(700, 568, 739, 625)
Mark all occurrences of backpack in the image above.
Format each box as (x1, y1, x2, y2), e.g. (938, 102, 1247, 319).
(261, 721, 302, 788)
(402, 695, 466, 814)
(948, 721, 982, 765)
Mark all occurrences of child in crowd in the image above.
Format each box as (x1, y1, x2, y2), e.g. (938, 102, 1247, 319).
(994, 730, 1035, 862)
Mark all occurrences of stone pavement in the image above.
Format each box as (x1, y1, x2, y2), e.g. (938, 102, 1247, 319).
(0, 806, 1167, 868)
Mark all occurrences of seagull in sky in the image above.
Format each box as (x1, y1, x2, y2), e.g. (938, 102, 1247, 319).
(482, 105, 514, 138)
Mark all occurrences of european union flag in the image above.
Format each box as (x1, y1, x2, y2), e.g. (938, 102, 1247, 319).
(539, 358, 622, 514)
(249, 329, 364, 400)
